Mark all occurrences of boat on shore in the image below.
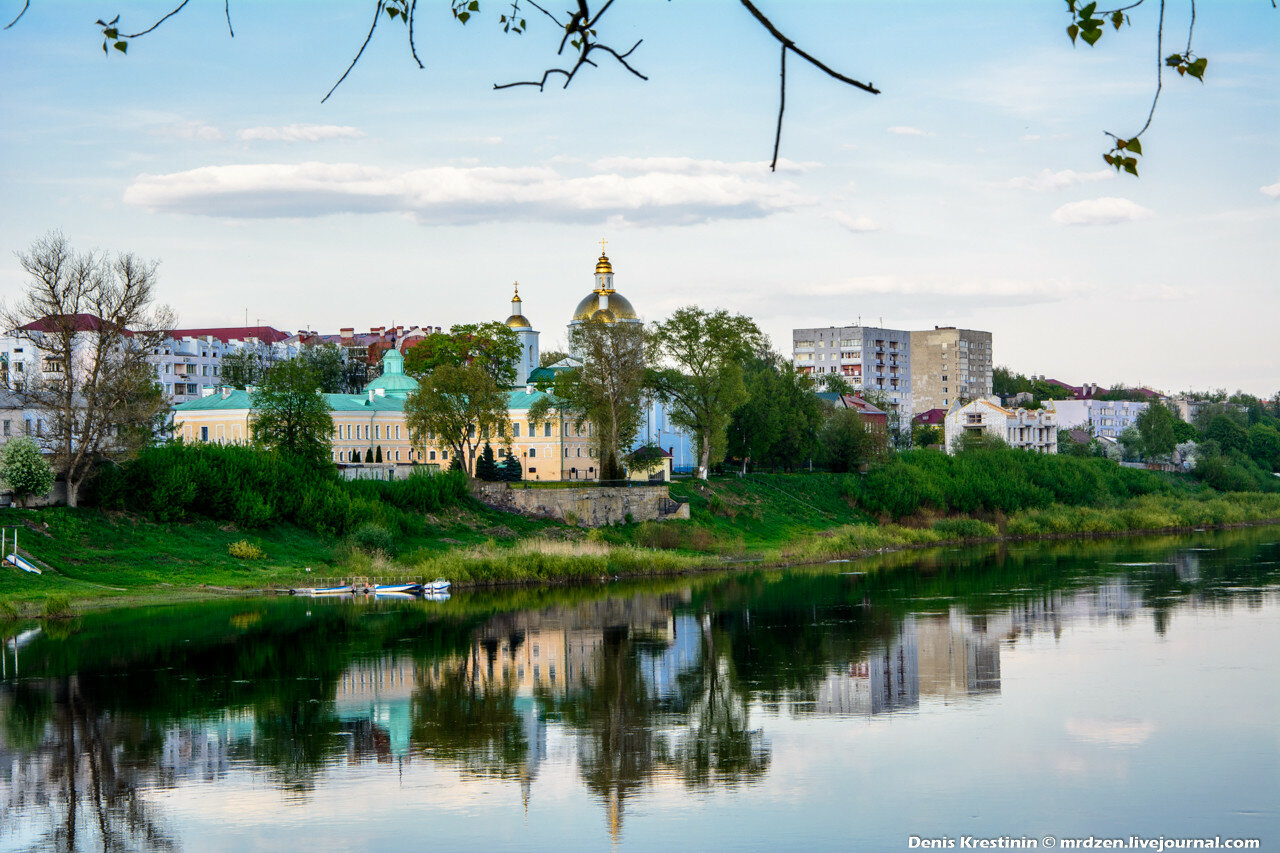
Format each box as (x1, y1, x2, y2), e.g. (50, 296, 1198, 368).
(371, 582, 423, 594)
(293, 584, 354, 596)
(425, 579, 451, 594)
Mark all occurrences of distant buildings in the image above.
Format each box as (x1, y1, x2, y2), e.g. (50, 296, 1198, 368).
(792, 324, 912, 416)
(943, 398, 1057, 454)
(1050, 399, 1149, 439)
(910, 327, 994, 414)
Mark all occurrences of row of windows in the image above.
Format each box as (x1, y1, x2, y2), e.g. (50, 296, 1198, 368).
(335, 423, 403, 441)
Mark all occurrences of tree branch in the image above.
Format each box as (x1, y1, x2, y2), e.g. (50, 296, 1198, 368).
(3, 0, 29, 30)
(407, 0, 424, 69)
(322, 0, 384, 103)
(224, 0, 234, 38)
(122, 0, 191, 39)
(738, 0, 880, 95)
(771, 45, 786, 172)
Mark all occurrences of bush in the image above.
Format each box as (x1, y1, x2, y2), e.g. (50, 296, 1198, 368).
(41, 593, 72, 619)
(85, 444, 471, 537)
(349, 522, 397, 556)
(0, 437, 55, 507)
(931, 517, 999, 539)
(227, 539, 265, 560)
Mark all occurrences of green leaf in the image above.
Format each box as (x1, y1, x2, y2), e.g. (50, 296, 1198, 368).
(1067, 23, 1079, 43)
(386, 6, 399, 17)
(101, 40, 108, 55)
(457, 10, 470, 23)
(1111, 10, 1124, 29)
(1123, 157, 1138, 176)
(1116, 138, 1128, 150)
(1188, 57, 1207, 80)
(1103, 154, 1116, 166)
(1079, 2, 1097, 17)
(468, 0, 479, 9)
(1166, 53, 1184, 66)
(1081, 27, 1102, 46)
(104, 27, 117, 38)
(1125, 137, 1142, 156)
(1177, 65, 1186, 76)
(114, 40, 127, 54)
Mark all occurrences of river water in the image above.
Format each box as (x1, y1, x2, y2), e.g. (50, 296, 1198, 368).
(2, 528, 1278, 852)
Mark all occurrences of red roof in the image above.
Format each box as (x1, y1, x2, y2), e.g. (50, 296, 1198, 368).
(169, 326, 290, 344)
(19, 313, 132, 336)
(843, 394, 888, 418)
(913, 408, 947, 425)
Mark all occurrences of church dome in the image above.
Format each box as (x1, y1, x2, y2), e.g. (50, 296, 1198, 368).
(363, 348, 418, 398)
(573, 291, 637, 323)
(505, 313, 532, 329)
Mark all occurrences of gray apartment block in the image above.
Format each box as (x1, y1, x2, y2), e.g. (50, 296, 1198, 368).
(792, 324, 912, 417)
(909, 326, 993, 415)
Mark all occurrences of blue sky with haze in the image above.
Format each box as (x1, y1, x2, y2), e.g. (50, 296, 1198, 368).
(1, 1, 1276, 394)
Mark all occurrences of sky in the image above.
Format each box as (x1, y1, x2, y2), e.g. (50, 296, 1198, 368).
(1, 1, 1277, 395)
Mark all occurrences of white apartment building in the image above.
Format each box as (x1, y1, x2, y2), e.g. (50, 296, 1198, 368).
(792, 324, 912, 417)
(1050, 399, 1149, 439)
(153, 327, 298, 404)
(944, 398, 1057, 455)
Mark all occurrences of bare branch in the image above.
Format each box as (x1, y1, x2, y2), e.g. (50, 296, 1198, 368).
(407, 0, 424, 69)
(322, 0, 384, 104)
(1106, 0, 1165, 143)
(495, 0, 645, 91)
(771, 45, 786, 172)
(738, 0, 880, 95)
(3, 0, 29, 30)
(225, 0, 234, 38)
(122, 0, 191, 39)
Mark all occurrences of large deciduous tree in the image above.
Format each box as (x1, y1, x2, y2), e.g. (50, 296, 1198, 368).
(403, 322, 522, 387)
(1135, 400, 1177, 461)
(298, 343, 349, 394)
(3, 232, 174, 506)
(404, 363, 509, 476)
(648, 307, 765, 479)
(250, 360, 334, 467)
(534, 319, 645, 480)
(726, 353, 822, 473)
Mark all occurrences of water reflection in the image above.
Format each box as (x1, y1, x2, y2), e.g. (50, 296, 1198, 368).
(2, 528, 1278, 850)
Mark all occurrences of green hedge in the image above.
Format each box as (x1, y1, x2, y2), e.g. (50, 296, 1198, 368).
(89, 443, 470, 536)
(843, 448, 1178, 520)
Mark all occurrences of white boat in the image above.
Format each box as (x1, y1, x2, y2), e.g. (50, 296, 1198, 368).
(6, 553, 41, 575)
(425, 579, 451, 594)
(294, 584, 353, 596)
(372, 582, 422, 594)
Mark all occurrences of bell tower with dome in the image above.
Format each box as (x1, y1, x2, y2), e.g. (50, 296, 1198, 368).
(504, 281, 539, 386)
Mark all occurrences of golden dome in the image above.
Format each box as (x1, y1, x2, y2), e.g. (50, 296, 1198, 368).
(505, 314, 532, 329)
(573, 291, 638, 323)
(511, 281, 522, 303)
(595, 253, 613, 275)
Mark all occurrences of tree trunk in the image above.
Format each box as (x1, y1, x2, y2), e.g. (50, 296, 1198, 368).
(697, 434, 711, 480)
(66, 479, 79, 508)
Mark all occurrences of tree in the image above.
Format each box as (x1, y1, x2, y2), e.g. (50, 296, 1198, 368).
(950, 429, 1007, 454)
(819, 409, 877, 473)
(1206, 414, 1249, 455)
(0, 437, 55, 507)
(1117, 426, 1143, 461)
(540, 349, 569, 368)
(726, 353, 821, 472)
(221, 342, 275, 389)
(298, 343, 348, 394)
(475, 442, 500, 481)
(3, 232, 175, 506)
(535, 319, 645, 480)
(625, 443, 666, 480)
(500, 454, 522, 482)
(648, 307, 765, 480)
(404, 363, 509, 476)
(912, 422, 943, 449)
(817, 373, 853, 395)
(1135, 400, 1177, 461)
(249, 360, 333, 467)
(403, 322, 522, 386)
(1247, 423, 1280, 472)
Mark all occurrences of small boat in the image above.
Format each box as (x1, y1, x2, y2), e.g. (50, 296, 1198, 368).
(293, 584, 354, 596)
(6, 553, 41, 575)
(425, 579, 451, 594)
(372, 582, 423, 594)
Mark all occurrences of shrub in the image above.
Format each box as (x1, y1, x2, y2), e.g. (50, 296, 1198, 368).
(931, 517, 998, 539)
(227, 539, 265, 560)
(41, 593, 72, 619)
(349, 522, 396, 556)
(0, 437, 55, 507)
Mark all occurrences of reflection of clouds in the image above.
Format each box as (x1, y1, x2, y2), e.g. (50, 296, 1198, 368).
(1065, 718, 1156, 747)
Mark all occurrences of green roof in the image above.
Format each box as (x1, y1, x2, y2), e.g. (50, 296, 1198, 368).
(363, 348, 419, 398)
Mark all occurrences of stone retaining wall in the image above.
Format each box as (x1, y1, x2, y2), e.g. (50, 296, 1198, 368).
(471, 482, 690, 527)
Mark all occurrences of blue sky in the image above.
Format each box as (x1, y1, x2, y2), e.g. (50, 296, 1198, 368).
(1, 1, 1277, 394)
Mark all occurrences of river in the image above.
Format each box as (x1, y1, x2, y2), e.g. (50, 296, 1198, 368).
(2, 528, 1278, 851)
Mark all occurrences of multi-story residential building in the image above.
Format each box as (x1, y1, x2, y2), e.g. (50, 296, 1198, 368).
(1049, 399, 1149, 439)
(152, 326, 299, 405)
(909, 326, 993, 415)
(943, 398, 1057, 454)
(792, 324, 912, 418)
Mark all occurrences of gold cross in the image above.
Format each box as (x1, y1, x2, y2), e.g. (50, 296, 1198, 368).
(513, 281, 519, 297)
(598, 237, 608, 255)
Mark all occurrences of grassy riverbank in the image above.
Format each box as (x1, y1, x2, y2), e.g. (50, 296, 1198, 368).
(2, 472, 1279, 615)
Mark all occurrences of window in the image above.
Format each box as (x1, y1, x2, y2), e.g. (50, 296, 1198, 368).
(512, 423, 520, 437)
(544, 423, 551, 437)
(395, 425, 401, 439)
(200, 426, 209, 441)
(529, 448, 536, 458)
(441, 450, 448, 459)
(375, 424, 381, 439)
(395, 450, 400, 461)
(1, 421, 7, 436)
(429, 450, 436, 460)
(344, 424, 351, 439)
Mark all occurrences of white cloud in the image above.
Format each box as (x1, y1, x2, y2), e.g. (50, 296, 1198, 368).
(236, 124, 366, 143)
(150, 121, 224, 141)
(1051, 197, 1155, 226)
(887, 126, 934, 137)
(1261, 180, 1280, 199)
(828, 212, 880, 233)
(1005, 168, 1115, 192)
(123, 160, 812, 225)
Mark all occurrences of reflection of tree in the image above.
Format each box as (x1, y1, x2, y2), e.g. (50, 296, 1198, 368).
(2, 677, 176, 853)
(662, 627, 769, 789)
(234, 698, 344, 794)
(410, 652, 529, 780)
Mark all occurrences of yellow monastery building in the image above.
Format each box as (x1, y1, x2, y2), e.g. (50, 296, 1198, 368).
(171, 249, 638, 481)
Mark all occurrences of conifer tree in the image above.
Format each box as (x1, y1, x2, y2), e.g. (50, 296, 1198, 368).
(476, 442, 499, 481)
